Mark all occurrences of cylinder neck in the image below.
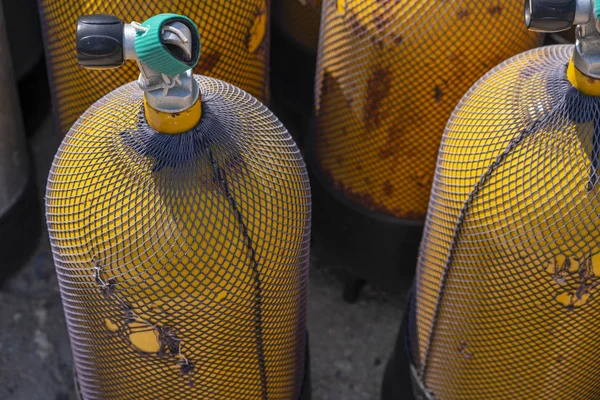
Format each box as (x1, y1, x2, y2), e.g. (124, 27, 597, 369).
(143, 95, 202, 134)
(572, 8, 600, 80)
(559, 0, 600, 95)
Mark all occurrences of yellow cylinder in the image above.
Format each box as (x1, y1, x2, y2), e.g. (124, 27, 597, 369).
(313, 0, 542, 220)
(45, 76, 310, 399)
(38, 0, 269, 135)
(273, 0, 322, 53)
(414, 45, 600, 399)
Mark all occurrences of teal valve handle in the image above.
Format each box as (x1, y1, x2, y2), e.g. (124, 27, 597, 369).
(135, 13, 201, 77)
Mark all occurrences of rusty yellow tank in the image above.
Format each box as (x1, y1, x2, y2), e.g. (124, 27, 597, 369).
(308, 0, 542, 300)
(38, 0, 269, 135)
(313, 0, 541, 219)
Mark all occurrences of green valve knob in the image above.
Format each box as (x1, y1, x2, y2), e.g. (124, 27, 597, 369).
(134, 13, 201, 77)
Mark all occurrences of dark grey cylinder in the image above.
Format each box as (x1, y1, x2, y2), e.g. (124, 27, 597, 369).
(0, 0, 40, 284)
(1, 0, 43, 79)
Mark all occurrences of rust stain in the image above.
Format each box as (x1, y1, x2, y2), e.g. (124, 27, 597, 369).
(344, 183, 385, 213)
(488, 5, 502, 15)
(373, 0, 395, 46)
(321, 71, 335, 98)
(372, 13, 386, 47)
(457, 8, 470, 19)
(373, 12, 386, 32)
(413, 171, 432, 188)
(347, 12, 367, 37)
(365, 68, 392, 129)
(197, 51, 220, 73)
(329, 172, 424, 219)
(382, 180, 394, 197)
(434, 86, 443, 103)
(379, 128, 403, 160)
(394, 208, 423, 219)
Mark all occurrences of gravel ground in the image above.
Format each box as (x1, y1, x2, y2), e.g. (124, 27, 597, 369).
(0, 114, 409, 400)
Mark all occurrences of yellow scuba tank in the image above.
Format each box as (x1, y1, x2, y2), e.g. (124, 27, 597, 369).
(37, 0, 269, 135)
(45, 14, 311, 399)
(308, 0, 543, 301)
(382, 1, 600, 399)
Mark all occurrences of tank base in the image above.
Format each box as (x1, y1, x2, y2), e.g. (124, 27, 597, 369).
(381, 290, 437, 400)
(341, 272, 366, 304)
(73, 336, 312, 399)
(381, 293, 416, 400)
(300, 334, 312, 400)
(310, 169, 423, 298)
(0, 158, 41, 285)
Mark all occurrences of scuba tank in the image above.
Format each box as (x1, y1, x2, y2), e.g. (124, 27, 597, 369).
(45, 14, 311, 399)
(382, 1, 600, 399)
(0, 0, 40, 284)
(309, 0, 542, 301)
(37, 0, 269, 135)
(271, 0, 323, 145)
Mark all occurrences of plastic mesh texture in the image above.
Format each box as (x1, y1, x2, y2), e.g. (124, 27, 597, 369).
(412, 45, 600, 400)
(273, 0, 322, 53)
(38, 0, 270, 135)
(45, 76, 311, 400)
(313, 0, 541, 220)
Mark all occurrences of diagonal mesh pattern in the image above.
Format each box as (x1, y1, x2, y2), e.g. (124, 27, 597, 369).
(45, 76, 310, 400)
(413, 45, 600, 399)
(272, 0, 322, 53)
(313, 0, 541, 220)
(38, 0, 270, 135)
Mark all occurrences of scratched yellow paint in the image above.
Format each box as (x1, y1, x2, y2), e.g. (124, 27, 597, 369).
(414, 46, 600, 399)
(46, 78, 310, 399)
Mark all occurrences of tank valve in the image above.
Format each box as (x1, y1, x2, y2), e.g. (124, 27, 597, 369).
(526, 0, 600, 79)
(76, 14, 201, 113)
(525, 0, 591, 32)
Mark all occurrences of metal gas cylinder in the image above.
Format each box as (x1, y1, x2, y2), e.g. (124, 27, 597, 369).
(46, 14, 311, 399)
(383, 1, 600, 398)
(310, 0, 543, 300)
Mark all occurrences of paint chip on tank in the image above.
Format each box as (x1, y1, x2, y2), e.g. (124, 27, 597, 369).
(105, 318, 119, 333)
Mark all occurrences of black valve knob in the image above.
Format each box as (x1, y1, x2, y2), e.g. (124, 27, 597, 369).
(76, 15, 124, 69)
(524, 0, 577, 32)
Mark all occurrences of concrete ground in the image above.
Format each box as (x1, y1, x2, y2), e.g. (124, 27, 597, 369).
(0, 114, 409, 400)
